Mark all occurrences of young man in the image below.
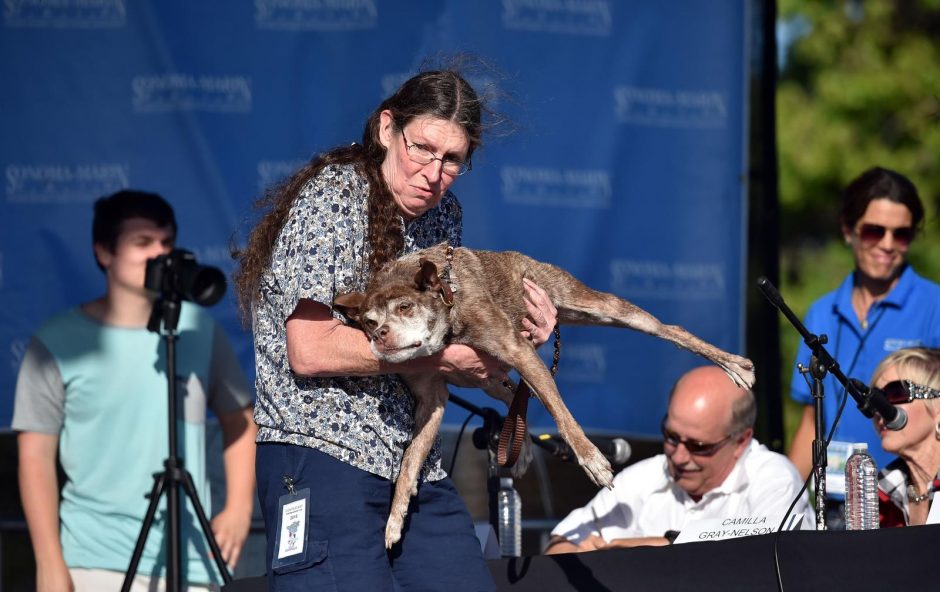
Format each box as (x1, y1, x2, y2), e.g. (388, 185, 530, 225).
(546, 365, 810, 553)
(13, 190, 256, 591)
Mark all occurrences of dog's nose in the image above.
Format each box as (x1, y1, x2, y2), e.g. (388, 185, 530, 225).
(374, 325, 389, 342)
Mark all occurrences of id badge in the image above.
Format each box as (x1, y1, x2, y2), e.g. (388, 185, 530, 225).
(271, 487, 311, 569)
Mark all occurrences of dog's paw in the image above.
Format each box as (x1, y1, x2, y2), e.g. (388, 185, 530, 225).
(723, 356, 756, 390)
(385, 515, 404, 549)
(580, 449, 614, 489)
(509, 434, 534, 478)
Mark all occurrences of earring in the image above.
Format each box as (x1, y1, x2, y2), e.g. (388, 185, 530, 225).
(935, 422, 940, 441)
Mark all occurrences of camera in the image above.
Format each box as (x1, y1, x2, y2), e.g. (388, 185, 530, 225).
(144, 249, 226, 306)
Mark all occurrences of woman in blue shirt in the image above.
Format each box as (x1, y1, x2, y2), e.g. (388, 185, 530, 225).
(788, 167, 940, 484)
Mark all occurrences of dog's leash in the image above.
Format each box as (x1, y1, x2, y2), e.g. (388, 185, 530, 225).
(497, 324, 561, 467)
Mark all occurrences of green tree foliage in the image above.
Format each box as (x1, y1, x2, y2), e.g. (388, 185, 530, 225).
(776, 0, 940, 444)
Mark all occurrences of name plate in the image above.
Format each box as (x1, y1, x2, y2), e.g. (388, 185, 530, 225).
(673, 513, 803, 544)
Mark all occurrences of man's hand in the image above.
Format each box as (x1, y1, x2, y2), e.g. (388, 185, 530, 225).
(601, 536, 670, 549)
(214, 406, 258, 570)
(36, 558, 73, 592)
(575, 533, 610, 552)
(544, 533, 670, 555)
(210, 505, 252, 569)
(544, 533, 607, 555)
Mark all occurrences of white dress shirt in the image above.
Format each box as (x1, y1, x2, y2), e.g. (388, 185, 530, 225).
(551, 440, 811, 544)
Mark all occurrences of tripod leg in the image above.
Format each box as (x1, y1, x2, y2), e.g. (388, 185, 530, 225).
(180, 469, 233, 584)
(122, 471, 168, 592)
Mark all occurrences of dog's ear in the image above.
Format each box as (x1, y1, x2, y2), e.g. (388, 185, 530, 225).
(415, 259, 442, 292)
(333, 292, 365, 321)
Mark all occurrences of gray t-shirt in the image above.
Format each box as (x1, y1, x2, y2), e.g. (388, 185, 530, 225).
(252, 162, 462, 482)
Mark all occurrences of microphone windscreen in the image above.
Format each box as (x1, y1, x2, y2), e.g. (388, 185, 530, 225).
(608, 438, 632, 464)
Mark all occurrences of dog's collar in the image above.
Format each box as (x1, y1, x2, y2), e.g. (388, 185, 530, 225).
(438, 245, 457, 307)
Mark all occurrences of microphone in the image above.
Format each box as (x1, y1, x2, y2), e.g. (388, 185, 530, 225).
(757, 276, 786, 309)
(534, 434, 632, 465)
(849, 378, 908, 431)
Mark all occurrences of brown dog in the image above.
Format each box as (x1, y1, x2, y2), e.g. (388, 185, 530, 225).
(334, 242, 755, 548)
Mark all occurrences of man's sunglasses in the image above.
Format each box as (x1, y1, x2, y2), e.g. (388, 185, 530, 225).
(857, 223, 915, 247)
(881, 379, 940, 405)
(660, 417, 735, 457)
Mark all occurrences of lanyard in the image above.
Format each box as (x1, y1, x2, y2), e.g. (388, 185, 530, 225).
(827, 302, 888, 429)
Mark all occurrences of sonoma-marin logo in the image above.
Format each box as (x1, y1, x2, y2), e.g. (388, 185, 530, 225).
(502, 0, 612, 37)
(132, 74, 252, 113)
(501, 166, 611, 209)
(5, 163, 129, 203)
(614, 86, 728, 129)
(3, 0, 126, 28)
(609, 258, 726, 301)
(254, 0, 377, 31)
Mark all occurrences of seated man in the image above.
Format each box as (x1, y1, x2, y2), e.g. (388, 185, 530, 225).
(545, 365, 809, 554)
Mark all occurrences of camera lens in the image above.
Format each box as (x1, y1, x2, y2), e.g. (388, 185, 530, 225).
(183, 265, 226, 306)
(144, 249, 226, 306)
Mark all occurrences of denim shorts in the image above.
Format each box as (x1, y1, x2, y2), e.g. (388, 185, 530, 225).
(256, 442, 496, 592)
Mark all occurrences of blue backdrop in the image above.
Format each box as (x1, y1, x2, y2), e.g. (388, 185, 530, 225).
(0, 0, 751, 436)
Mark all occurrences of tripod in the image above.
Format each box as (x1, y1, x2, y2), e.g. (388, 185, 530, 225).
(121, 295, 232, 592)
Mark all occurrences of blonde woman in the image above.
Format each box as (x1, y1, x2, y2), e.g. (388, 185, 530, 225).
(870, 347, 940, 527)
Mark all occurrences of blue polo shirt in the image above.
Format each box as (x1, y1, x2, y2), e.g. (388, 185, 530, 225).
(790, 266, 940, 470)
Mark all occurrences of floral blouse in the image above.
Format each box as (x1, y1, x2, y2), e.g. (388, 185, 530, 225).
(253, 163, 462, 482)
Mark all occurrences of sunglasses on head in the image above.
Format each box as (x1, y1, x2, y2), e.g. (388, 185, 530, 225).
(881, 379, 940, 405)
(660, 416, 734, 457)
(857, 223, 915, 247)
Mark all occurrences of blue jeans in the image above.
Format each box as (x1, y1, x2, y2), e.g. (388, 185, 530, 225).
(256, 442, 495, 592)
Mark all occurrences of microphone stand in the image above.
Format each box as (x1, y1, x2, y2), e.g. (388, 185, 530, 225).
(757, 277, 884, 532)
(447, 392, 504, 537)
(121, 295, 232, 592)
(448, 392, 564, 540)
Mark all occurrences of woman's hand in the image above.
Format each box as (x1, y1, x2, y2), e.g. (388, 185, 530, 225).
(521, 278, 558, 346)
(434, 344, 510, 390)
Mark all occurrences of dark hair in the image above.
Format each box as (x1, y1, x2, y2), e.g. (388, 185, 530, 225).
(92, 189, 176, 270)
(841, 167, 925, 230)
(233, 69, 484, 321)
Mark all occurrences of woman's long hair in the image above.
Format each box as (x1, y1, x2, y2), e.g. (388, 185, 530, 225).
(233, 70, 483, 322)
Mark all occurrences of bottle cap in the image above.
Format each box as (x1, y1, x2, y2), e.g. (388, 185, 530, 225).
(853, 442, 868, 451)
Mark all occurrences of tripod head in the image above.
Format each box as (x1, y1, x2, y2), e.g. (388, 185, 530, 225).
(145, 249, 226, 335)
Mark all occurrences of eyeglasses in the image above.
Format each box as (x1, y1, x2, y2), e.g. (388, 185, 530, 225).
(660, 417, 735, 457)
(401, 132, 471, 177)
(857, 223, 915, 247)
(881, 379, 940, 405)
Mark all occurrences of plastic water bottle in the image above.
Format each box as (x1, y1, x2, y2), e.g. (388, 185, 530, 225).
(497, 477, 522, 557)
(844, 443, 879, 530)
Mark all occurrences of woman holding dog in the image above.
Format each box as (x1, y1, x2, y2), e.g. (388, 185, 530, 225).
(786, 168, 940, 505)
(234, 64, 557, 591)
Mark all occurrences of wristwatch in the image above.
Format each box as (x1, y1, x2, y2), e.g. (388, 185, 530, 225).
(663, 530, 680, 544)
